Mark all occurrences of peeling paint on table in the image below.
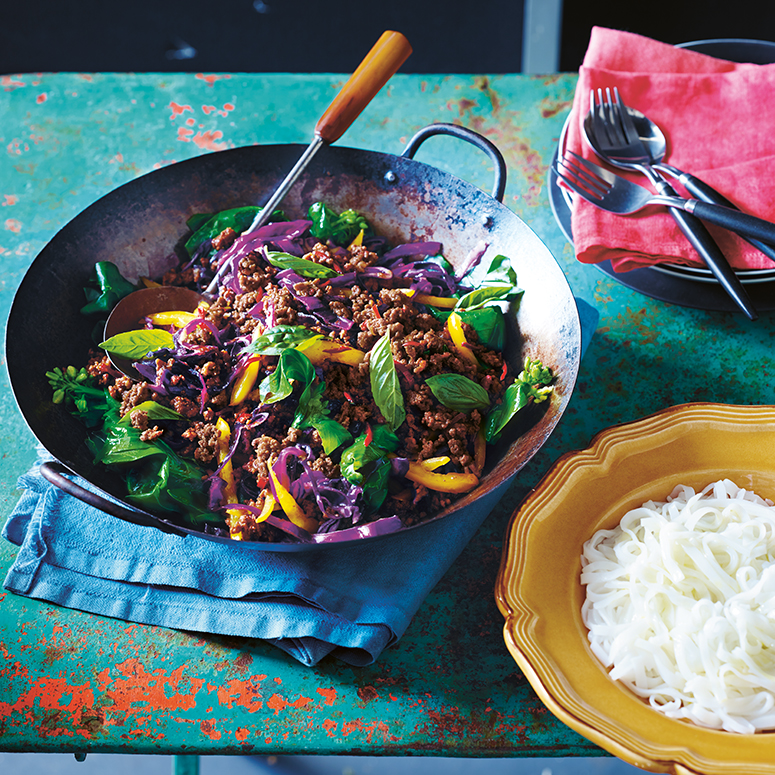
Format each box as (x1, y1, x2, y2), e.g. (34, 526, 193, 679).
(2, 71, 773, 758)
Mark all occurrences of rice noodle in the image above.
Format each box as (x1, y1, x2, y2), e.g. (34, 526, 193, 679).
(580, 479, 775, 733)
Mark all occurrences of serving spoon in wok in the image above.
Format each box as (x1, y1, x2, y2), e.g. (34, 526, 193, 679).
(104, 30, 412, 377)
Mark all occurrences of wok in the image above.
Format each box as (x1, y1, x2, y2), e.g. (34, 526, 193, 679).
(6, 123, 581, 550)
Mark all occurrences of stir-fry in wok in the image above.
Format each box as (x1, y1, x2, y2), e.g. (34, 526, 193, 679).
(47, 202, 553, 543)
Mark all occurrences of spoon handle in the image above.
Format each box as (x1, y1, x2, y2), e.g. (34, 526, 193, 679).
(316, 31, 413, 144)
(657, 163, 775, 264)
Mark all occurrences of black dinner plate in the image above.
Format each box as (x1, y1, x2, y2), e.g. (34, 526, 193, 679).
(548, 38, 775, 314)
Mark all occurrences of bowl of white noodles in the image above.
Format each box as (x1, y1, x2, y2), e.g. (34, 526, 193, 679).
(495, 403, 775, 775)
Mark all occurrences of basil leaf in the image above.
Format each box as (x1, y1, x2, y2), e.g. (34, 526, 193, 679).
(118, 400, 183, 426)
(481, 253, 517, 286)
(426, 374, 491, 411)
(126, 455, 215, 524)
(369, 333, 405, 432)
(293, 380, 352, 455)
(99, 329, 175, 361)
(308, 202, 370, 245)
(340, 425, 400, 511)
(259, 348, 315, 405)
(184, 206, 260, 256)
(485, 357, 553, 443)
(484, 381, 530, 443)
(455, 284, 518, 311)
(247, 325, 323, 356)
(311, 416, 353, 456)
(265, 250, 339, 279)
(80, 262, 136, 316)
(429, 306, 506, 351)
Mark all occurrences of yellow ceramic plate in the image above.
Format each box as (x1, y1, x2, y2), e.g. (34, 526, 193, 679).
(495, 403, 775, 775)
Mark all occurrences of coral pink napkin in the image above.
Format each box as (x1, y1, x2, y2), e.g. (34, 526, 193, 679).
(566, 26, 775, 272)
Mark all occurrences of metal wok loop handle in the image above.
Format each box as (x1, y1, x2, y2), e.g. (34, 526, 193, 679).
(39, 460, 188, 537)
(400, 123, 507, 202)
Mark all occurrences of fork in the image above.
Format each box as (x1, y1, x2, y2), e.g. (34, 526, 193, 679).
(555, 152, 775, 320)
(558, 152, 775, 245)
(585, 86, 775, 264)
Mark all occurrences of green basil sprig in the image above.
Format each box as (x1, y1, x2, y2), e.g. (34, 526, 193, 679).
(265, 250, 339, 279)
(308, 202, 370, 245)
(247, 325, 323, 356)
(426, 374, 490, 412)
(369, 333, 405, 432)
(429, 306, 506, 351)
(80, 262, 136, 316)
(258, 348, 351, 454)
(485, 357, 553, 443)
(293, 380, 352, 455)
(117, 400, 183, 426)
(340, 425, 400, 512)
(258, 348, 315, 405)
(100, 329, 174, 361)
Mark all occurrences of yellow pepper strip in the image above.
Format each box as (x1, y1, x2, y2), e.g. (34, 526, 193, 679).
(147, 310, 196, 327)
(269, 468, 318, 533)
(446, 311, 480, 369)
(257, 491, 278, 521)
(227, 491, 278, 540)
(296, 337, 365, 366)
(229, 358, 262, 406)
(405, 461, 479, 494)
(140, 277, 162, 288)
(414, 293, 458, 309)
(419, 456, 451, 471)
(348, 229, 364, 248)
(215, 418, 242, 521)
(397, 288, 457, 309)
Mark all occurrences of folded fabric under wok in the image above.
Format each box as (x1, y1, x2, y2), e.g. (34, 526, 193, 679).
(566, 26, 775, 272)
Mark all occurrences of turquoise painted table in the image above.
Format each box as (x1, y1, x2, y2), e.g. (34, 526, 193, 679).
(1, 71, 772, 758)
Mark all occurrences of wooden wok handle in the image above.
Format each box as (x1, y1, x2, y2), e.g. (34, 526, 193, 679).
(315, 30, 412, 144)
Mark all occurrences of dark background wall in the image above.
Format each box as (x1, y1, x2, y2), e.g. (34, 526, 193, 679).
(1, 0, 774, 75)
(560, 0, 775, 71)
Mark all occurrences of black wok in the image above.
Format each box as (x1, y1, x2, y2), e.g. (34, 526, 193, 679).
(5, 123, 581, 550)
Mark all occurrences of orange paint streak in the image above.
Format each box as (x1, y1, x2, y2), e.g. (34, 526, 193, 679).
(192, 130, 227, 151)
(213, 676, 266, 711)
(339, 718, 399, 744)
(316, 687, 337, 706)
(196, 74, 232, 86)
(36, 93, 47, 104)
(266, 693, 311, 715)
(3, 195, 18, 206)
(169, 101, 193, 120)
(0, 677, 97, 737)
(1, 75, 26, 90)
(322, 718, 337, 736)
(202, 105, 217, 115)
(5, 218, 21, 233)
(107, 658, 204, 713)
(177, 127, 194, 142)
(200, 719, 222, 740)
(186, 117, 195, 126)
(235, 727, 249, 742)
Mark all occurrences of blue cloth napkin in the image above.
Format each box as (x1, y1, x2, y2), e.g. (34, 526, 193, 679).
(3, 299, 598, 667)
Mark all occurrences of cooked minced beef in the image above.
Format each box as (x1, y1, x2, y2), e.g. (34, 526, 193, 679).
(73, 211, 544, 543)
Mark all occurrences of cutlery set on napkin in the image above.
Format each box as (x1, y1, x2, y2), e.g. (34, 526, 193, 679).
(560, 26, 775, 320)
